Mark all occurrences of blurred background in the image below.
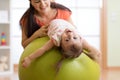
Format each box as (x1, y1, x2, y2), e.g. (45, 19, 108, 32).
(0, 0, 120, 80)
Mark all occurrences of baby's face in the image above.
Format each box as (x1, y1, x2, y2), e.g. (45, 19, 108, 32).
(61, 29, 82, 52)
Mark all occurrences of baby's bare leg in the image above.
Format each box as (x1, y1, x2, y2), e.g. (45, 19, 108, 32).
(82, 38, 101, 63)
(84, 50, 101, 63)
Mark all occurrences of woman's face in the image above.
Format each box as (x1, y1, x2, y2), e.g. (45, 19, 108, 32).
(61, 29, 82, 52)
(30, 0, 51, 13)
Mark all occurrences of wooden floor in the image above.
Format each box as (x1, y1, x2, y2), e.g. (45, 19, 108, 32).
(0, 69, 120, 80)
(0, 72, 18, 80)
(101, 69, 120, 80)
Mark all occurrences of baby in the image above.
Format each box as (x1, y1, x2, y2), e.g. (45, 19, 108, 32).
(22, 19, 101, 69)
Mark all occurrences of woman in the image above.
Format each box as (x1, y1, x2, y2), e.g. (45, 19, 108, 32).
(20, 0, 74, 48)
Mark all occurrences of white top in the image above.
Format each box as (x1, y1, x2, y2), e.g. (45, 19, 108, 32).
(48, 19, 76, 46)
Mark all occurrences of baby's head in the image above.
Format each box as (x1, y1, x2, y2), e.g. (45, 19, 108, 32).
(61, 29, 83, 58)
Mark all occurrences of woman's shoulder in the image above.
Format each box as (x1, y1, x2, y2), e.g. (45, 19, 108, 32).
(55, 9, 72, 20)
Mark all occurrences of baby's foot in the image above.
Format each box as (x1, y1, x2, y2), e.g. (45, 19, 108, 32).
(22, 57, 31, 68)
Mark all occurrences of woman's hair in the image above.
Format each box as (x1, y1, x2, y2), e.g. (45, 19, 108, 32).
(19, 2, 71, 38)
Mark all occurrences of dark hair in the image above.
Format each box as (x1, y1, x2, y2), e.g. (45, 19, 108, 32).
(20, 2, 71, 38)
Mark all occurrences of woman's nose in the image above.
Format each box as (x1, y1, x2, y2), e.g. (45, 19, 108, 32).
(40, 0, 46, 6)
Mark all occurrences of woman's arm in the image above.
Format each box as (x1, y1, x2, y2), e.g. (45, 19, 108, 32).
(22, 25, 48, 48)
(21, 28, 38, 48)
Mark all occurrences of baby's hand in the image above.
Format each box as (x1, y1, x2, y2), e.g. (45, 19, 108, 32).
(22, 56, 32, 68)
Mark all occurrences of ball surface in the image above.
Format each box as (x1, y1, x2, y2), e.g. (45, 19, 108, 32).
(18, 37, 100, 80)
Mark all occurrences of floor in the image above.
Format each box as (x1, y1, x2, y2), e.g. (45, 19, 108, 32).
(0, 72, 18, 80)
(0, 69, 120, 80)
(101, 69, 120, 80)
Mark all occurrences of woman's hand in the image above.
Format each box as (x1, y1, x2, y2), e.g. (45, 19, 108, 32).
(21, 25, 49, 48)
(34, 25, 49, 38)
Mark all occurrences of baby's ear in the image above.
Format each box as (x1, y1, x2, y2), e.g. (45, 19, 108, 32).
(79, 36, 83, 43)
(79, 35, 82, 39)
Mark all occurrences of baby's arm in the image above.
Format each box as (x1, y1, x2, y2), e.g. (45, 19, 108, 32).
(82, 38, 101, 63)
(22, 40, 54, 68)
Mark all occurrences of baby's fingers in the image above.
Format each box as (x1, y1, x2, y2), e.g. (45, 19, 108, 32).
(21, 59, 27, 68)
(22, 61, 28, 68)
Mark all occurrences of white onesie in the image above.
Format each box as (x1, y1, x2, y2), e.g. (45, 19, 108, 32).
(48, 19, 76, 46)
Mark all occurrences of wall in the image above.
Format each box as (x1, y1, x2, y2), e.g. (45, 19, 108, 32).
(10, 0, 29, 64)
(107, 0, 120, 67)
(56, 0, 101, 50)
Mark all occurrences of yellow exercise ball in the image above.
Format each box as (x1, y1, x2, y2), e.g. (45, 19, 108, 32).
(18, 37, 100, 80)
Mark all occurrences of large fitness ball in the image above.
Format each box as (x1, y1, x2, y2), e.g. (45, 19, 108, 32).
(18, 37, 100, 80)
